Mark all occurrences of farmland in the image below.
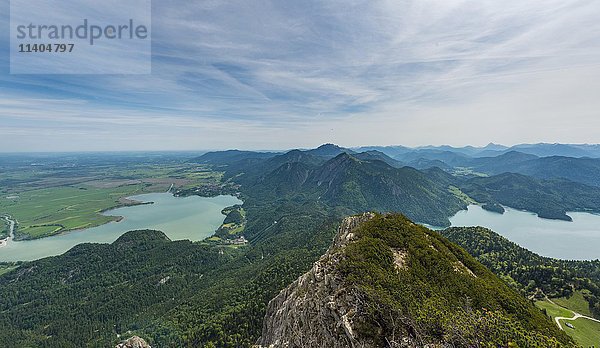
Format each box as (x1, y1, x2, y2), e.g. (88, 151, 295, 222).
(0, 153, 224, 240)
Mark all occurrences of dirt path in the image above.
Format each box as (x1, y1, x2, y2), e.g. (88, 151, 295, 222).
(547, 297, 600, 330)
(555, 312, 600, 330)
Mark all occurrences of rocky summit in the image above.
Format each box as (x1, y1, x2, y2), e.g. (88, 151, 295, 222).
(257, 213, 572, 347)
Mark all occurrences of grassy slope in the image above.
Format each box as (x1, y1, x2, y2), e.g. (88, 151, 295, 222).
(554, 291, 594, 318)
(441, 227, 600, 315)
(442, 227, 600, 346)
(340, 214, 572, 346)
(560, 317, 600, 347)
(536, 299, 600, 347)
(536, 300, 574, 319)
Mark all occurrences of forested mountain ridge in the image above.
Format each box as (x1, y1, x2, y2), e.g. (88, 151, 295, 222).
(350, 144, 600, 187)
(356, 143, 600, 159)
(458, 152, 600, 187)
(258, 213, 573, 347)
(459, 173, 600, 220)
(196, 145, 600, 225)
(228, 151, 469, 227)
(0, 230, 235, 346)
(442, 226, 600, 319)
(501, 156, 600, 187)
(353, 150, 404, 168)
(191, 144, 600, 188)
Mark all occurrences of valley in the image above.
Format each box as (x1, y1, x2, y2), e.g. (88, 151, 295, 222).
(0, 144, 599, 347)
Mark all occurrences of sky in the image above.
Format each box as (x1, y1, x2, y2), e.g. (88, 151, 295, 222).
(1, 0, 600, 152)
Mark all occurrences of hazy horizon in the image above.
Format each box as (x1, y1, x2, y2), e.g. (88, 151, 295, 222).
(3, 141, 600, 154)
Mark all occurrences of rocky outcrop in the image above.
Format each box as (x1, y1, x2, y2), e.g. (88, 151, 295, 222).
(256, 213, 572, 348)
(115, 336, 151, 348)
(256, 213, 375, 348)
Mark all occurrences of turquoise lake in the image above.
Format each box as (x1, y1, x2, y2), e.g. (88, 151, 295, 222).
(449, 205, 600, 260)
(0, 193, 242, 262)
(4, 197, 599, 262)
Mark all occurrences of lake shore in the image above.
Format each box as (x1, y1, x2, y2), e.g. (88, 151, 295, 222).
(0, 216, 16, 248)
(0, 193, 242, 262)
(449, 204, 600, 260)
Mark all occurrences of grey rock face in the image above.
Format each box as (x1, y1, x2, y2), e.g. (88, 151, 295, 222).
(256, 213, 376, 348)
(115, 336, 151, 348)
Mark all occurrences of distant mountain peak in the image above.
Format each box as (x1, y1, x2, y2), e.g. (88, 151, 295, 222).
(304, 144, 355, 158)
(315, 143, 350, 152)
(483, 142, 508, 150)
(317, 143, 341, 149)
(324, 152, 357, 166)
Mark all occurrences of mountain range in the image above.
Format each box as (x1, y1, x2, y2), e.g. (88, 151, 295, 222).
(2, 143, 600, 347)
(192, 144, 600, 224)
(355, 143, 600, 158)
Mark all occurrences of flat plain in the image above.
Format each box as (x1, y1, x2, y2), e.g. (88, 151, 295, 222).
(0, 153, 223, 240)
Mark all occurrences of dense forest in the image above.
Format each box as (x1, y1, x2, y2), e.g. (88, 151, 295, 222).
(0, 198, 344, 347)
(442, 227, 600, 318)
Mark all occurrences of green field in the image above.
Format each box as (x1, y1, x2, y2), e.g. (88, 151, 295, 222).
(536, 299, 600, 347)
(0, 184, 154, 239)
(213, 207, 247, 241)
(536, 299, 574, 319)
(559, 317, 600, 347)
(554, 290, 594, 318)
(451, 167, 489, 177)
(448, 185, 477, 204)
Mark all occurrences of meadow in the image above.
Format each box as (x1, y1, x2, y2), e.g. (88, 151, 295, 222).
(0, 184, 154, 239)
(554, 290, 595, 318)
(536, 295, 600, 347)
(559, 317, 600, 347)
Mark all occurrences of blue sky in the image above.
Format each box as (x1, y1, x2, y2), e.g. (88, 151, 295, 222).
(1, 0, 600, 152)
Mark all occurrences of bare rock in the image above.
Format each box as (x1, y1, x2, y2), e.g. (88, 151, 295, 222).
(116, 336, 151, 348)
(256, 213, 376, 348)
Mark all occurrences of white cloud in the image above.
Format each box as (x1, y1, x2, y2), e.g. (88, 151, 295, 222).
(1, 0, 600, 150)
